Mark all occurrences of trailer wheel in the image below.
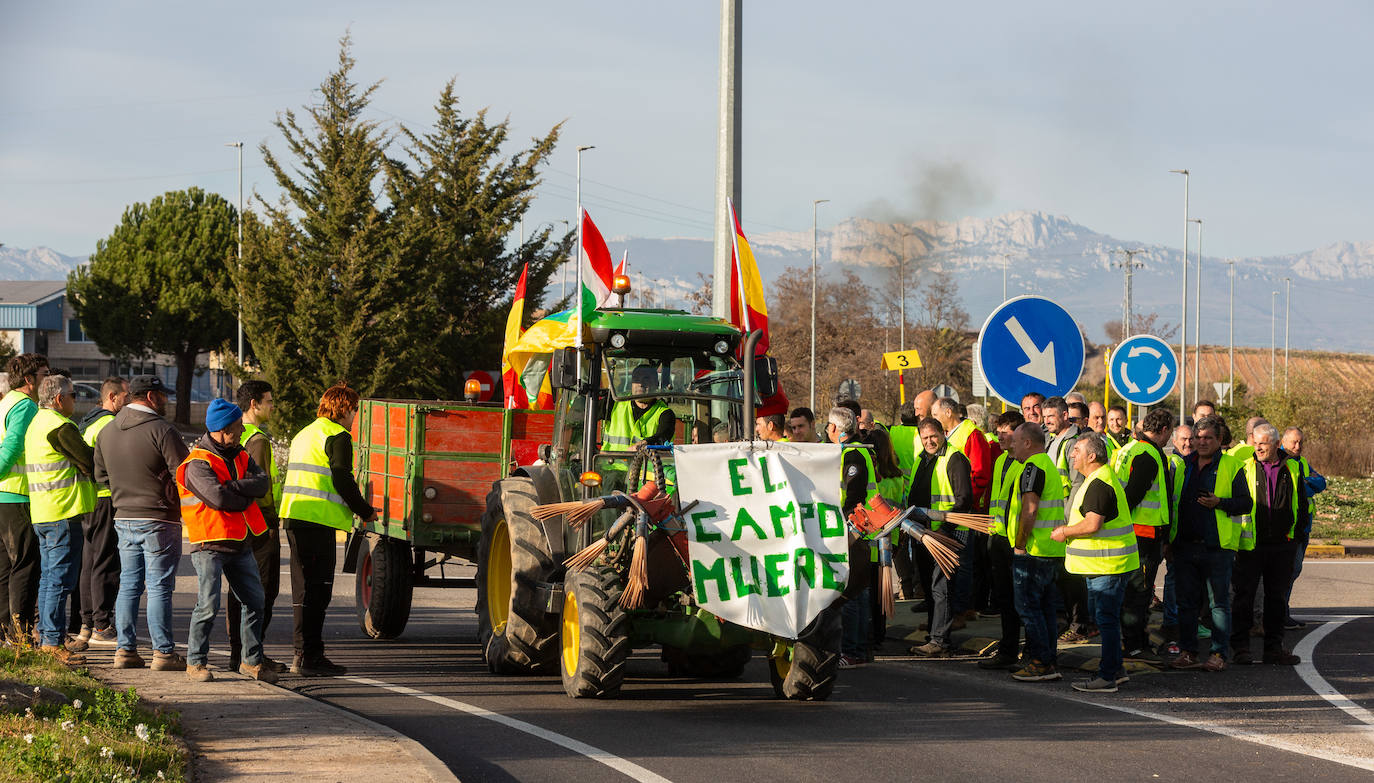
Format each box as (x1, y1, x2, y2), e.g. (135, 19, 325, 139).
(355, 534, 414, 639)
(768, 604, 842, 701)
(664, 645, 752, 680)
(560, 565, 631, 698)
(477, 477, 560, 674)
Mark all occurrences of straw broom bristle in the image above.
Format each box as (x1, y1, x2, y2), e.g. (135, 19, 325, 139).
(880, 564, 895, 619)
(922, 536, 961, 579)
(532, 499, 607, 529)
(564, 538, 609, 570)
(945, 512, 993, 534)
(566, 499, 606, 529)
(531, 501, 583, 520)
(619, 536, 650, 609)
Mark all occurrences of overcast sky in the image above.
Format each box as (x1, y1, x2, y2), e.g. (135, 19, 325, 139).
(3, 1, 1370, 259)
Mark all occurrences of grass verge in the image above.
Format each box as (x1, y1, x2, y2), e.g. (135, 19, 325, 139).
(0, 643, 185, 782)
(1311, 475, 1374, 543)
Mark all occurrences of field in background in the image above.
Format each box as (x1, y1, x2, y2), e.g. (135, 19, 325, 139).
(1312, 476, 1374, 542)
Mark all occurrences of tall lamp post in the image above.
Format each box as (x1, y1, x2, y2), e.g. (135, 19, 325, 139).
(225, 142, 244, 385)
(1283, 277, 1292, 394)
(898, 228, 912, 405)
(573, 145, 595, 381)
(810, 198, 828, 413)
(1227, 260, 1235, 406)
(1188, 217, 1202, 403)
(1169, 169, 1190, 418)
(1270, 290, 1278, 391)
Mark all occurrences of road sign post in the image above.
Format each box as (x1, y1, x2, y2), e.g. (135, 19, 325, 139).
(1109, 335, 1178, 407)
(976, 296, 1085, 406)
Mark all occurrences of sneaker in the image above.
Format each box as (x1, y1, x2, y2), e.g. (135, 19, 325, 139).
(1263, 649, 1301, 666)
(228, 654, 241, 673)
(1114, 670, 1131, 685)
(291, 654, 348, 677)
(977, 654, 1020, 671)
(1072, 676, 1118, 693)
(186, 664, 214, 682)
(1232, 650, 1254, 666)
(909, 641, 954, 657)
(72, 625, 92, 643)
(262, 655, 289, 674)
(1125, 647, 1162, 664)
(89, 628, 117, 645)
(1170, 651, 1203, 670)
(112, 648, 145, 669)
(1011, 660, 1062, 682)
(1202, 653, 1228, 672)
(1283, 617, 1307, 630)
(838, 654, 866, 669)
(239, 661, 280, 683)
(39, 645, 84, 666)
(1058, 629, 1088, 644)
(978, 610, 1002, 619)
(65, 636, 89, 653)
(151, 651, 187, 672)
(1158, 641, 1181, 657)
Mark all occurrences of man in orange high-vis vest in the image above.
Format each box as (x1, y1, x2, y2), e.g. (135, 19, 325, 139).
(176, 399, 274, 684)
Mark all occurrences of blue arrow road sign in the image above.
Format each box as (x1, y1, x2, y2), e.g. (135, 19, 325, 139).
(1110, 334, 1178, 406)
(976, 296, 1085, 405)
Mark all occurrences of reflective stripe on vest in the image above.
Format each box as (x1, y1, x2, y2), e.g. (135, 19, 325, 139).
(279, 417, 354, 530)
(1006, 452, 1067, 558)
(176, 447, 268, 544)
(1112, 439, 1169, 527)
(82, 413, 114, 499)
(1237, 456, 1300, 551)
(1063, 463, 1139, 575)
(24, 408, 94, 523)
(604, 400, 670, 451)
(0, 390, 32, 495)
(243, 423, 281, 508)
(926, 448, 957, 530)
(989, 452, 1019, 538)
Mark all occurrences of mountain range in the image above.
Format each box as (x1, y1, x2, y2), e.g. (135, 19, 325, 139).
(8, 209, 1373, 352)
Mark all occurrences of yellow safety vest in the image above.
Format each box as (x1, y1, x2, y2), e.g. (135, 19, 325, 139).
(989, 451, 1020, 538)
(1112, 439, 1169, 528)
(1169, 452, 1245, 551)
(1064, 463, 1139, 575)
(1237, 456, 1299, 551)
(1227, 443, 1254, 462)
(843, 443, 880, 562)
(82, 413, 114, 499)
(24, 408, 95, 524)
(1166, 452, 1185, 527)
(279, 417, 355, 531)
(1005, 452, 1067, 558)
(603, 400, 671, 452)
(243, 422, 281, 507)
(947, 419, 979, 456)
(0, 390, 32, 495)
(888, 424, 919, 501)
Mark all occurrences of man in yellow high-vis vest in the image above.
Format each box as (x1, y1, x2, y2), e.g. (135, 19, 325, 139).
(908, 417, 972, 658)
(70, 376, 127, 651)
(1114, 408, 1177, 664)
(1052, 435, 1138, 693)
(829, 406, 875, 668)
(1005, 421, 1068, 683)
(281, 383, 377, 677)
(0, 353, 49, 642)
(978, 411, 1027, 672)
(26, 376, 94, 663)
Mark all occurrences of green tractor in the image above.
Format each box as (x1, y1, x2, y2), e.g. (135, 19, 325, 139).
(476, 306, 843, 699)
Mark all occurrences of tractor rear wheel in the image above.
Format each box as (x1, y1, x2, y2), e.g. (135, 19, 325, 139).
(477, 477, 560, 674)
(560, 565, 631, 698)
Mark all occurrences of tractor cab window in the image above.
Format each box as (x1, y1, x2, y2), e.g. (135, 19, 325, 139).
(601, 352, 750, 450)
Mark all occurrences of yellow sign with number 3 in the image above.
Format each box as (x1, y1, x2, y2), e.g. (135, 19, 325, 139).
(880, 348, 923, 371)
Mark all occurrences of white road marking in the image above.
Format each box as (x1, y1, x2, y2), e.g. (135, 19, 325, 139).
(1293, 616, 1374, 736)
(341, 676, 673, 783)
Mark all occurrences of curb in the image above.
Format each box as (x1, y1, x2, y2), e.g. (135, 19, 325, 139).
(258, 679, 459, 783)
(1305, 544, 1347, 558)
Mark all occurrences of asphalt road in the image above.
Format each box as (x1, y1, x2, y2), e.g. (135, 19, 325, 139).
(163, 550, 1374, 782)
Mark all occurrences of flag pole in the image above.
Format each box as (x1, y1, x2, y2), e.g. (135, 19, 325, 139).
(728, 199, 750, 338)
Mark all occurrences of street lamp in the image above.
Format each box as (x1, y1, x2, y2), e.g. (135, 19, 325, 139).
(809, 198, 829, 413)
(1284, 277, 1291, 394)
(573, 145, 595, 376)
(1189, 217, 1202, 404)
(898, 228, 912, 405)
(1169, 168, 1190, 418)
(1227, 260, 1235, 406)
(225, 142, 244, 380)
(1270, 290, 1278, 390)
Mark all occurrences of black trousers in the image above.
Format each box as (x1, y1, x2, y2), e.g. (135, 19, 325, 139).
(79, 497, 119, 631)
(987, 534, 1021, 656)
(287, 521, 337, 660)
(1231, 541, 1296, 655)
(0, 502, 39, 636)
(1054, 560, 1092, 634)
(228, 527, 281, 658)
(1121, 535, 1163, 652)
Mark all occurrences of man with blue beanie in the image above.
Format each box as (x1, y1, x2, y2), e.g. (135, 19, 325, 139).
(176, 398, 273, 682)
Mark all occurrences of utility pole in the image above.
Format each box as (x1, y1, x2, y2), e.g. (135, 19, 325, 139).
(1115, 249, 1145, 339)
(1002, 254, 1010, 301)
(1228, 260, 1235, 406)
(898, 229, 910, 405)
(1189, 217, 1203, 403)
(225, 142, 244, 371)
(1170, 168, 1190, 418)
(1284, 277, 1292, 394)
(1270, 290, 1278, 391)
(712, 0, 742, 318)
(810, 198, 828, 413)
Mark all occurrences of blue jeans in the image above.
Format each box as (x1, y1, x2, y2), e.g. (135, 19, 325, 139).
(1012, 555, 1059, 666)
(115, 520, 181, 653)
(841, 587, 871, 658)
(188, 548, 265, 667)
(1086, 572, 1129, 680)
(35, 518, 83, 647)
(1162, 566, 1178, 629)
(1173, 543, 1234, 658)
(951, 527, 977, 615)
(1285, 530, 1309, 618)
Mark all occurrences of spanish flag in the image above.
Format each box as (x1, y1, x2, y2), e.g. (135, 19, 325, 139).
(501, 263, 530, 409)
(727, 199, 769, 355)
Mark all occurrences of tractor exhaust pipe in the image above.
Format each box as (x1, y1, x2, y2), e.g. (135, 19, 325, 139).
(742, 329, 762, 436)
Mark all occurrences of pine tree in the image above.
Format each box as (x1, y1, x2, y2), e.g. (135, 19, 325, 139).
(67, 187, 237, 424)
(385, 80, 570, 394)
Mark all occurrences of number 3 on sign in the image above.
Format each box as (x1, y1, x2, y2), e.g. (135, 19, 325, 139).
(881, 348, 923, 371)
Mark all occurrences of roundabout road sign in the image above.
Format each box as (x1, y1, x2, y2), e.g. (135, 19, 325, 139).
(1110, 334, 1178, 406)
(976, 296, 1085, 406)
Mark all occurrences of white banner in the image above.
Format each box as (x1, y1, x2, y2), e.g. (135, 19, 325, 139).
(672, 441, 848, 640)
